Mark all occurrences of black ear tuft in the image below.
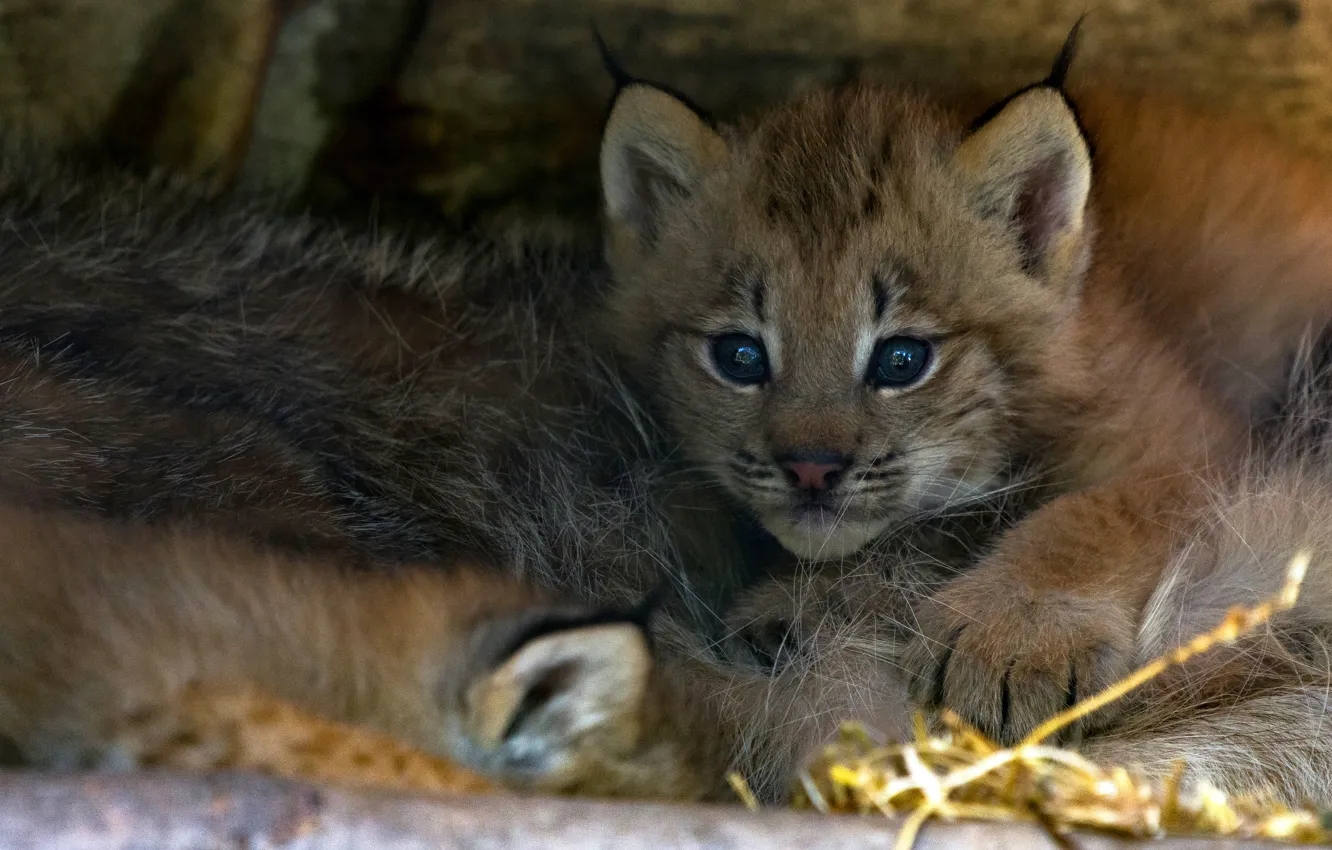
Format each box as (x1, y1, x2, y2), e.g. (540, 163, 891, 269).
(592, 30, 717, 130)
(1045, 15, 1087, 90)
(967, 16, 1091, 145)
(592, 25, 635, 93)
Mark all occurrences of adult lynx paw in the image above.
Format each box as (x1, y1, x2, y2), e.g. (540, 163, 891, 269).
(902, 565, 1137, 744)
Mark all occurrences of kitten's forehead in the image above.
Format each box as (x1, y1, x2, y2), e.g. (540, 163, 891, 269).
(731, 86, 958, 252)
(710, 95, 960, 345)
(693, 86, 1009, 375)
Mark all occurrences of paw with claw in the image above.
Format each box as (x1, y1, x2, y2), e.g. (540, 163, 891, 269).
(902, 560, 1138, 744)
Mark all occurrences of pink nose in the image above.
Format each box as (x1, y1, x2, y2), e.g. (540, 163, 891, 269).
(781, 459, 846, 491)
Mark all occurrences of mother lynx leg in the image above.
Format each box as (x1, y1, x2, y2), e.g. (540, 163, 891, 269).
(0, 504, 730, 800)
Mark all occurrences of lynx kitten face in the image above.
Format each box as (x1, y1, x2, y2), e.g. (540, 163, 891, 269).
(599, 82, 1091, 559)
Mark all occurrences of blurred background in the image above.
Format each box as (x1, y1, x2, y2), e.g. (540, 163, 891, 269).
(2, 0, 1324, 225)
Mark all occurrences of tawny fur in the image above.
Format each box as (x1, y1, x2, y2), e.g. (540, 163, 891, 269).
(597, 67, 1332, 801)
(1075, 355, 1332, 803)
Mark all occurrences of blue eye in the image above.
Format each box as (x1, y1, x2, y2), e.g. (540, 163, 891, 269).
(711, 333, 769, 384)
(870, 336, 931, 387)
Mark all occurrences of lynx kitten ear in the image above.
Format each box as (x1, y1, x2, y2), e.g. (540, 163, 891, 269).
(600, 85, 728, 248)
(466, 621, 651, 784)
(956, 86, 1092, 290)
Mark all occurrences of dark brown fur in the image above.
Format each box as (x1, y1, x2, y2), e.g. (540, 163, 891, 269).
(0, 150, 751, 612)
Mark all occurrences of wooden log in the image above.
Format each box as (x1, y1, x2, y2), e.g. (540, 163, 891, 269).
(310, 0, 1332, 218)
(0, 0, 414, 195)
(3, 0, 1331, 215)
(0, 771, 1301, 850)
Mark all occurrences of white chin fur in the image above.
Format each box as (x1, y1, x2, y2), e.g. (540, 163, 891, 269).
(767, 517, 888, 561)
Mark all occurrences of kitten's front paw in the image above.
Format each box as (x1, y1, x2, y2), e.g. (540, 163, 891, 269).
(902, 564, 1137, 744)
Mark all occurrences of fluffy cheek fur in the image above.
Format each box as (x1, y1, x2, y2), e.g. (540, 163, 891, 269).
(840, 345, 1016, 522)
(890, 361, 1015, 513)
(655, 335, 767, 489)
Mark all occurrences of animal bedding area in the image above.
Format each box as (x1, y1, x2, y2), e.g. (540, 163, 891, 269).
(4, 0, 1332, 847)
